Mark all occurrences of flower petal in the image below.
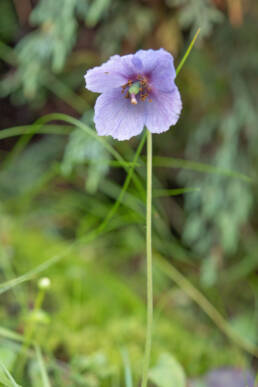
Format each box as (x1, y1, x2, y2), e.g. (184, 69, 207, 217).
(131, 56, 143, 72)
(85, 55, 129, 93)
(145, 86, 182, 134)
(134, 49, 176, 93)
(94, 88, 145, 141)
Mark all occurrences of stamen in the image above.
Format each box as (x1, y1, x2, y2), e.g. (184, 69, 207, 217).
(121, 76, 152, 105)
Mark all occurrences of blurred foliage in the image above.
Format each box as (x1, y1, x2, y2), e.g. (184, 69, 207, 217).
(1, 0, 258, 386)
(61, 112, 110, 194)
(0, 211, 247, 386)
(166, 0, 223, 36)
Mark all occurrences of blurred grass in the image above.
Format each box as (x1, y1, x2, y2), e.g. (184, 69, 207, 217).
(0, 217, 248, 382)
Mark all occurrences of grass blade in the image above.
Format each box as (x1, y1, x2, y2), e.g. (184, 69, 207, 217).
(121, 349, 133, 387)
(0, 361, 21, 387)
(153, 156, 252, 183)
(155, 254, 258, 358)
(0, 327, 24, 343)
(0, 244, 75, 295)
(29, 113, 145, 196)
(153, 187, 200, 197)
(176, 28, 201, 77)
(0, 125, 72, 140)
(35, 345, 51, 387)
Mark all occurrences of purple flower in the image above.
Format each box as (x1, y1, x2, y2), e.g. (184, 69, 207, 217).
(85, 49, 182, 141)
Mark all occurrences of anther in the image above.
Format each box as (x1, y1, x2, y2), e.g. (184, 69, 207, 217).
(122, 77, 151, 105)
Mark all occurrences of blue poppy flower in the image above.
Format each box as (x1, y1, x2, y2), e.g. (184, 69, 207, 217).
(85, 49, 182, 140)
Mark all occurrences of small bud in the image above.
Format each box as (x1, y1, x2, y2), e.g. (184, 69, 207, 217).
(38, 277, 51, 290)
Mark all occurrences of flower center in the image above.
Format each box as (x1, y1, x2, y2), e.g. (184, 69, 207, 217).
(121, 75, 152, 105)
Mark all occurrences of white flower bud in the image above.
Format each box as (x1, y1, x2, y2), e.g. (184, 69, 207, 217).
(38, 277, 51, 290)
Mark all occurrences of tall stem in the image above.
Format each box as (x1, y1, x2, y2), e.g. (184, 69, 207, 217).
(141, 129, 153, 387)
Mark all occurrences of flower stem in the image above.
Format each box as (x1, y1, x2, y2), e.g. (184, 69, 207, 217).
(16, 282, 48, 380)
(141, 129, 153, 387)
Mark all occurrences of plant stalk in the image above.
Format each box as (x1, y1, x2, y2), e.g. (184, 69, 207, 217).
(141, 129, 153, 387)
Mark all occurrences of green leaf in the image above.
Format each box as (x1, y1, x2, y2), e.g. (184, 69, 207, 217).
(149, 353, 186, 387)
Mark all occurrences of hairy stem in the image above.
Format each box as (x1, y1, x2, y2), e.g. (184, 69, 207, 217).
(141, 129, 153, 387)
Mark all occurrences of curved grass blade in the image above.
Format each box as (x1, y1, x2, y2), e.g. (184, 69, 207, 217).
(0, 125, 72, 140)
(155, 254, 258, 358)
(0, 361, 21, 387)
(0, 327, 24, 343)
(153, 156, 252, 183)
(0, 244, 75, 296)
(35, 112, 145, 196)
(0, 112, 145, 196)
(0, 124, 140, 170)
(153, 187, 200, 197)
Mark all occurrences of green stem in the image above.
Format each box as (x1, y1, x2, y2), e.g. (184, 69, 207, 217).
(141, 130, 153, 387)
(16, 287, 46, 380)
(176, 28, 201, 77)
